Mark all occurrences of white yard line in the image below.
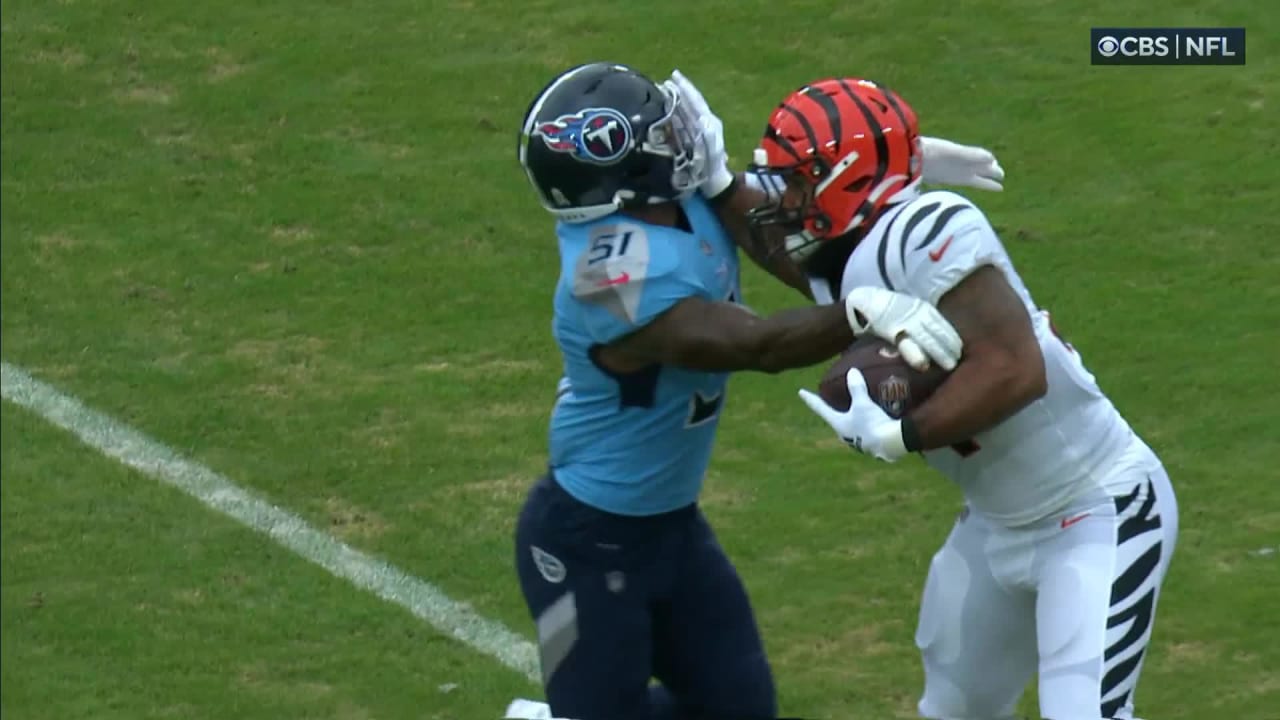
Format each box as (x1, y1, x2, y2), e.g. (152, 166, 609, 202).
(0, 361, 539, 684)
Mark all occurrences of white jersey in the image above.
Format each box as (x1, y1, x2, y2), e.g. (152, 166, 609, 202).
(811, 190, 1134, 527)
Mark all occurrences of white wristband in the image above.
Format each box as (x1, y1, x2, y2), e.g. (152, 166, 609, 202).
(877, 420, 909, 462)
(705, 166, 735, 200)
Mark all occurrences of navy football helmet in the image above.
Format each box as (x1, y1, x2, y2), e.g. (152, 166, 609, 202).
(518, 63, 707, 223)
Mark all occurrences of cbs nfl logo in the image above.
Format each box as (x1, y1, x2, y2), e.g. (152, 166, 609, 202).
(1092, 27, 1245, 65)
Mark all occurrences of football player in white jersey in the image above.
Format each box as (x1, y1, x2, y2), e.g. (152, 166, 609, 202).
(678, 76, 1178, 719)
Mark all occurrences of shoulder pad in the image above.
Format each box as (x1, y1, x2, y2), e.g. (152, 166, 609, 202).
(894, 191, 985, 266)
(570, 222, 682, 326)
(570, 222, 659, 296)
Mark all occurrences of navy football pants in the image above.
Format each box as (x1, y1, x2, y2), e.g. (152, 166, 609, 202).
(514, 473, 776, 720)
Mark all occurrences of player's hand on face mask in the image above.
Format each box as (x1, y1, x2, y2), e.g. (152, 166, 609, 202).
(920, 136, 1005, 192)
(665, 69, 735, 199)
(799, 369, 908, 463)
(845, 286, 963, 372)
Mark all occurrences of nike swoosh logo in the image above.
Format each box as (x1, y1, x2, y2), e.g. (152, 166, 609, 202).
(595, 271, 630, 287)
(928, 236, 955, 262)
(1060, 512, 1091, 529)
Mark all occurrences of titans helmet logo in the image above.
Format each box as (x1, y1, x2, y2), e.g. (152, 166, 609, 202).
(535, 108, 632, 165)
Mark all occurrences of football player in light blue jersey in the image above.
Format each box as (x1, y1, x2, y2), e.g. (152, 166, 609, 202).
(548, 197, 745, 516)
(507, 62, 999, 720)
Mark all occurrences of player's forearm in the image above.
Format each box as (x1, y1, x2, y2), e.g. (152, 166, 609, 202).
(741, 303, 853, 373)
(712, 176, 812, 298)
(601, 297, 850, 375)
(907, 349, 1046, 449)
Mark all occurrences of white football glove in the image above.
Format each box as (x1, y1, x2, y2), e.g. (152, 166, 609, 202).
(845, 286, 962, 372)
(666, 69, 735, 199)
(920, 136, 1005, 192)
(799, 369, 908, 463)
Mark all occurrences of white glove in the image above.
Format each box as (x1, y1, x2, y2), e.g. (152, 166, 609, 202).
(799, 369, 908, 463)
(920, 136, 1005, 192)
(666, 69, 735, 199)
(845, 286, 962, 372)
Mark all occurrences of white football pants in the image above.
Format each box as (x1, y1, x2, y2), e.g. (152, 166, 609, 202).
(915, 438, 1178, 720)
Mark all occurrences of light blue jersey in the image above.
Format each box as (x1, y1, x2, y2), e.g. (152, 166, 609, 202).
(548, 194, 742, 516)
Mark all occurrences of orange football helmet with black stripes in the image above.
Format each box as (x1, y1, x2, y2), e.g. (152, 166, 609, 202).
(747, 78, 923, 261)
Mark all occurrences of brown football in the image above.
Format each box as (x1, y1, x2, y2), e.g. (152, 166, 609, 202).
(818, 335, 950, 416)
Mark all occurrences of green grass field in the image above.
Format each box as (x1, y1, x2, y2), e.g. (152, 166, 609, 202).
(3, 1, 1277, 718)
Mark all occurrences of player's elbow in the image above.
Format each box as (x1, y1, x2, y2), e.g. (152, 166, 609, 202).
(1026, 357, 1049, 401)
(973, 343, 1046, 414)
(1003, 347, 1048, 408)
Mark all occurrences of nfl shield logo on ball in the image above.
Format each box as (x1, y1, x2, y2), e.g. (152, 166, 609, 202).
(877, 375, 911, 418)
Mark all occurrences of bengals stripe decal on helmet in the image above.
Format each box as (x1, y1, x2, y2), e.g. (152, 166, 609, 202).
(747, 77, 924, 261)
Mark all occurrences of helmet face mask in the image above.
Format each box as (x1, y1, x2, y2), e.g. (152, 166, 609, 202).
(746, 78, 923, 261)
(518, 63, 708, 223)
(644, 81, 707, 195)
(744, 163, 829, 261)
